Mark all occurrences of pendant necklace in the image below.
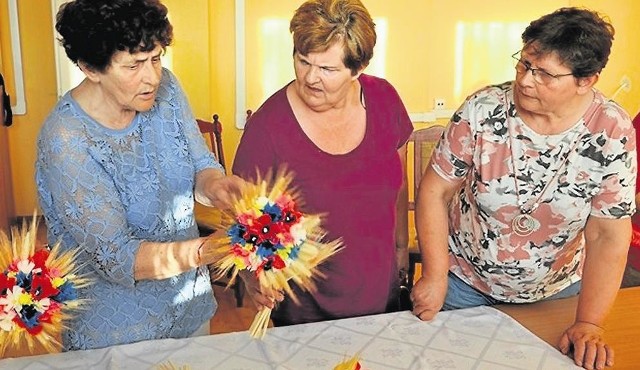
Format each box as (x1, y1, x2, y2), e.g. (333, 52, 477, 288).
(509, 142, 573, 237)
(507, 100, 598, 237)
(509, 131, 580, 236)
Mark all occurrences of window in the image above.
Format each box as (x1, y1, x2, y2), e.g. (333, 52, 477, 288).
(453, 21, 527, 103)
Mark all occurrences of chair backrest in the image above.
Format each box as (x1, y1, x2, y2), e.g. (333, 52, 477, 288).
(408, 125, 446, 211)
(196, 114, 226, 170)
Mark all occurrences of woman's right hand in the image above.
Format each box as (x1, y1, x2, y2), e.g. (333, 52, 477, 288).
(195, 169, 246, 210)
(238, 270, 284, 310)
(410, 275, 447, 321)
(206, 174, 246, 210)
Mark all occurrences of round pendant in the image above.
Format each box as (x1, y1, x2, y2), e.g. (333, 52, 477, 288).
(512, 213, 540, 236)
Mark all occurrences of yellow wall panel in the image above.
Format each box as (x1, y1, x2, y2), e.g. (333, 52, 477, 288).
(1, 1, 57, 216)
(164, 0, 212, 118)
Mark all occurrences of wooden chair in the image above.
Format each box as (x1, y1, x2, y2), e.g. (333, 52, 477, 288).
(196, 114, 226, 170)
(196, 114, 244, 307)
(194, 114, 226, 236)
(406, 125, 446, 289)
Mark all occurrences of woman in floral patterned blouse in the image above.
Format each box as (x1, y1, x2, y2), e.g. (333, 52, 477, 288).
(36, 0, 244, 350)
(411, 8, 635, 370)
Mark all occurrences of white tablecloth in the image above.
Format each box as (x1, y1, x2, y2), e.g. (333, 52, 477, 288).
(0, 306, 579, 369)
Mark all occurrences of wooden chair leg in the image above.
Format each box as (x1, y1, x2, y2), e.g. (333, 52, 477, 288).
(407, 249, 421, 290)
(407, 260, 416, 290)
(233, 280, 244, 307)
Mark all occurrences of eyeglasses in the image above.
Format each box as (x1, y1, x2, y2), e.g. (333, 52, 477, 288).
(511, 51, 573, 85)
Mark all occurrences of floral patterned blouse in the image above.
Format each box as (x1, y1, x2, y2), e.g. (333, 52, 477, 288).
(36, 69, 219, 350)
(431, 81, 636, 302)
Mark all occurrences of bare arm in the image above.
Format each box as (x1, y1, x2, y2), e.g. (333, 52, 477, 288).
(133, 229, 227, 280)
(559, 216, 630, 369)
(411, 165, 461, 320)
(134, 168, 244, 281)
(579, 217, 629, 326)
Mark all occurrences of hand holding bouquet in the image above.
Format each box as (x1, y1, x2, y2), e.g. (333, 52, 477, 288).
(209, 169, 342, 339)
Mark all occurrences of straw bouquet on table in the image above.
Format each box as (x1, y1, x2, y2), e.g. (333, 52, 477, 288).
(0, 216, 87, 356)
(334, 354, 364, 370)
(156, 361, 191, 370)
(209, 169, 343, 339)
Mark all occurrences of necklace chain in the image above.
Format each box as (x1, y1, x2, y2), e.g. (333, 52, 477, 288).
(506, 92, 599, 235)
(508, 130, 582, 214)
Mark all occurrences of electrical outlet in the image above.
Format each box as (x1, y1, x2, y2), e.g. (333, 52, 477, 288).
(620, 75, 632, 93)
(434, 98, 446, 110)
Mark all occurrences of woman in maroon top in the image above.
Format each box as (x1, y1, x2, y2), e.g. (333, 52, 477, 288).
(233, 0, 413, 325)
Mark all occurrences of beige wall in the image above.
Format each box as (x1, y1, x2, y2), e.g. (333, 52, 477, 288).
(0, 0, 639, 219)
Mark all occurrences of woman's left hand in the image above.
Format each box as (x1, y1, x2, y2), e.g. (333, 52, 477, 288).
(559, 321, 613, 369)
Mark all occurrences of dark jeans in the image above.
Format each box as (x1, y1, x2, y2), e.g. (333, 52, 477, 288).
(443, 272, 581, 310)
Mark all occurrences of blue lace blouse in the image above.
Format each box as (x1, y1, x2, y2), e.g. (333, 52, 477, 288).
(35, 68, 220, 350)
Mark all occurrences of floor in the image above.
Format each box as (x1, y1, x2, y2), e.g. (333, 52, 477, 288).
(210, 284, 259, 334)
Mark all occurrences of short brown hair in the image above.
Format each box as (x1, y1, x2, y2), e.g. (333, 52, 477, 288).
(290, 0, 376, 75)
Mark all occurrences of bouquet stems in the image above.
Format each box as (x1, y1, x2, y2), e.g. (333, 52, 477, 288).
(248, 307, 272, 339)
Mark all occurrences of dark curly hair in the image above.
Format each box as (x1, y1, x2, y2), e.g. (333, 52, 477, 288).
(56, 0, 173, 72)
(522, 7, 614, 78)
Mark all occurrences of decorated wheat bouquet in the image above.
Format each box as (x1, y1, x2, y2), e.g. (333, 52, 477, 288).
(0, 217, 86, 356)
(334, 354, 364, 370)
(211, 169, 342, 339)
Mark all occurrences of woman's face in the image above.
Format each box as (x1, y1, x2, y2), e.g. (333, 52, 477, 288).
(292, 41, 360, 112)
(512, 47, 580, 115)
(97, 44, 164, 113)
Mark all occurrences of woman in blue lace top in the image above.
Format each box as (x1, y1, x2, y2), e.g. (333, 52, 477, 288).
(35, 0, 244, 350)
